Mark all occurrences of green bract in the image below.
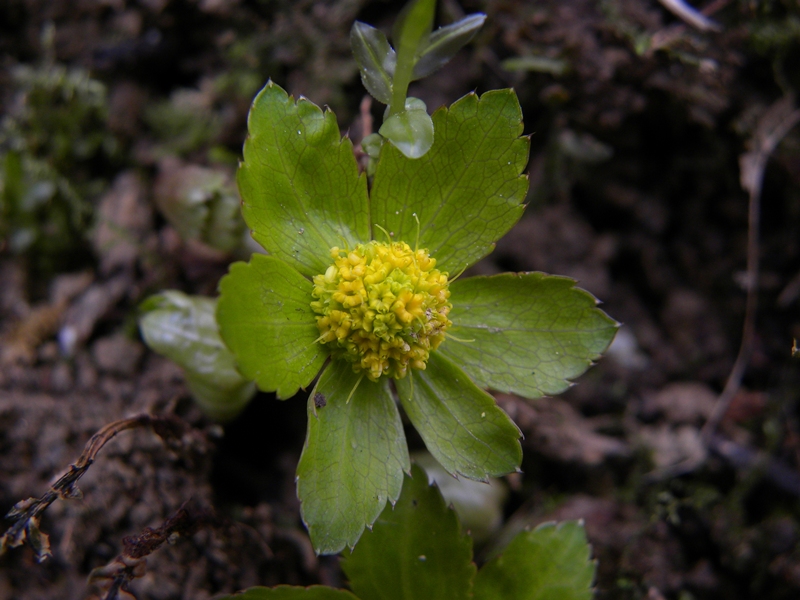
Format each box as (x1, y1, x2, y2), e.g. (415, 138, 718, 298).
(216, 81, 617, 554)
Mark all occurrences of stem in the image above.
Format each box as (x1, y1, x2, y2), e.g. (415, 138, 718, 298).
(389, 49, 414, 116)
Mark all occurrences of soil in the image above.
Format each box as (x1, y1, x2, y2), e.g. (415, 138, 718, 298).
(2, 1, 800, 599)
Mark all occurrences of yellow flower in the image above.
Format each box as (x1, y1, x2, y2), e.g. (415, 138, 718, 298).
(310, 241, 452, 381)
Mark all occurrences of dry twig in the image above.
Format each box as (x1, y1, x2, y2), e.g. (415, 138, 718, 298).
(702, 96, 800, 443)
(0, 413, 194, 562)
(657, 0, 723, 32)
(644, 96, 800, 484)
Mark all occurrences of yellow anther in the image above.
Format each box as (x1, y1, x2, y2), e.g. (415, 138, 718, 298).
(311, 240, 452, 380)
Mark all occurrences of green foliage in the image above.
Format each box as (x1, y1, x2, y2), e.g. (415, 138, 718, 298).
(378, 96, 434, 159)
(221, 587, 357, 600)
(236, 82, 370, 278)
(0, 151, 83, 257)
(369, 89, 528, 274)
(350, 0, 485, 158)
(143, 87, 224, 157)
(341, 464, 475, 600)
(439, 273, 619, 398)
(221, 465, 596, 600)
(296, 362, 409, 554)
(350, 21, 396, 105)
(153, 162, 246, 253)
(2, 62, 115, 171)
(132, 0, 621, 559)
(413, 13, 487, 79)
(138, 291, 256, 421)
(474, 521, 595, 600)
(395, 352, 521, 482)
(217, 255, 327, 399)
(412, 451, 508, 545)
(217, 78, 617, 554)
(0, 51, 116, 269)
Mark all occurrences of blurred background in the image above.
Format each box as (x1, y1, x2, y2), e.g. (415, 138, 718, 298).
(1, 1, 800, 598)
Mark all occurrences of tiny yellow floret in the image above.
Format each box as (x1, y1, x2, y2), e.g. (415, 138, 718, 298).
(310, 241, 452, 381)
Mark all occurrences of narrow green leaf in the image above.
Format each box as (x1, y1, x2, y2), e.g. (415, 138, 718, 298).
(238, 81, 370, 278)
(296, 361, 409, 554)
(350, 21, 396, 105)
(391, 0, 436, 61)
(216, 255, 327, 399)
(501, 55, 571, 76)
(378, 98, 434, 159)
(413, 14, 487, 80)
(217, 585, 359, 600)
(370, 89, 529, 274)
(138, 291, 256, 421)
(396, 352, 521, 481)
(342, 464, 475, 600)
(439, 273, 619, 399)
(389, 0, 435, 115)
(474, 521, 595, 600)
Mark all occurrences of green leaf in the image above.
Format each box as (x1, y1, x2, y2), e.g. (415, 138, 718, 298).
(439, 273, 619, 399)
(378, 97, 434, 159)
(153, 162, 245, 253)
(350, 21, 396, 105)
(238, 81, 370, 278)
(501, 55, 571, 76)
(217, 585, 359, 600)
(392, 0, 435, 58)
(412, 451, 507, 545)
(388, 0, 435, 116)
(396, 352, 521, 481)
(370, 89, 529, 274)
(474, 521, 595, 600)
(342, 463, 475, 600)
(361, 133, 384, 159)
(138, 291, 256, 421)
(296, 361, 410, 554)
(413, 14, 487, 80)
(216, 255, 327, 399)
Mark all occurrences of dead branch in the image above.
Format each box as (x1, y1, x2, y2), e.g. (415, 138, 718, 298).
(702, 96, 800, 443)
(657, 0, 723, 32)
(644, 96, 800, 484)
(0, 413, 194, 562)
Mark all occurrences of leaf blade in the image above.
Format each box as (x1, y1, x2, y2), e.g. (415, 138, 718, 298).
(439, 273, 619, 399)
(341, 463, 475, 600)
(396, 352, 521, 481)
(238, 81, 370, 278)
(391, 0, 436, 62)
(216, 255, 327, 399)
(217, 585, 359, 600)
(474, 521, 595, 600)
(296, 361, 410, 555)
(138, 291, 256, 421)
(370, 89, 529, 273)
(378, 98, 434, 159)
(350, 21, 396, 105)
(412, 14, 487, 80)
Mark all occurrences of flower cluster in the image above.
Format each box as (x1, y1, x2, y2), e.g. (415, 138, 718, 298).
(311, 241, 451, 381)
